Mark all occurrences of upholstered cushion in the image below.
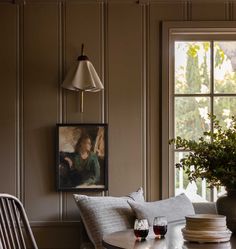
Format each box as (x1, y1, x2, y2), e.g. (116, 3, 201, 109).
(127, 187, 145, 202)
(128, 193, 195, 225)
(74, 188, 144, 249)
(193, 202, 217, 214)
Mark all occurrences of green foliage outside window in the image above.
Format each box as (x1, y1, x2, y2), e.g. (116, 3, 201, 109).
(170, 115, 236, 190)
(174, 41, 236, 198)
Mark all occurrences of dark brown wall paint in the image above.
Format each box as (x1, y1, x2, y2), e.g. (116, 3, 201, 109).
(0, 0, 234, 248)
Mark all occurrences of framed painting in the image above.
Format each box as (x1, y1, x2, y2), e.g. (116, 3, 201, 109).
(56, 124, 108, 191)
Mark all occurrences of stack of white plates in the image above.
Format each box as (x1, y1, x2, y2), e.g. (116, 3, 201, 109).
(182, 214, 232, 243)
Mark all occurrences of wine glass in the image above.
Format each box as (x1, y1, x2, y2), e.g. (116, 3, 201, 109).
(153, 216, 168, 239)
(134, 219, 149, 241)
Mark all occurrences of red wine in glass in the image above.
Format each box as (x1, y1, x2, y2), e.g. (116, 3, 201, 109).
(134, 229, 149, 239)
(134, 219, 149, 240)
(153, 225, 167, 237)
(153, 216, 168, 239)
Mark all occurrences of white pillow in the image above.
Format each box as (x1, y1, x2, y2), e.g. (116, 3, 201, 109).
(128, 193, 195, 225)
(74, 187, 144, 249)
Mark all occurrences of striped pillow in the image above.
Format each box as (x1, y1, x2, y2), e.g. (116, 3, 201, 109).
(74, 188, 144, 249)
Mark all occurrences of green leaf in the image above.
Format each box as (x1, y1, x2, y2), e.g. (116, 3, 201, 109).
(169, 114, 236, 189)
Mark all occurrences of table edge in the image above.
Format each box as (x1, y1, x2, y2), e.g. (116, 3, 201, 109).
(102, 240, 124, 249)
(102, 221, 186, 249)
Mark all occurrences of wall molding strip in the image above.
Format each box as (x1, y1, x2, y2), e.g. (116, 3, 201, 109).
(103, 1, 109, 196)
(224, 1, 234, 20)
(100, 1, 104, 124)
(103, 1, 109, 125)
(15, 3, 25, 204)
(141, 3, 148, 200)
(30, 221, 81, 227)
(229, 1, 234, 20)
(2, 0, 236, 4)
(184, 0, 192, 21)
(16, 4, 20, 199)
(58, 0, 63, 221)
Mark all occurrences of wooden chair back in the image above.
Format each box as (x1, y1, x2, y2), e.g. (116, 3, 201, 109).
(0, 194, 38, 249)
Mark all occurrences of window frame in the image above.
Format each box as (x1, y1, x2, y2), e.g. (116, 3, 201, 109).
(162, 21, 236, 199)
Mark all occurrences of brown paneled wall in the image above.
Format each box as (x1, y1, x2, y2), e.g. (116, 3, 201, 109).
(0, 0, 234, 248)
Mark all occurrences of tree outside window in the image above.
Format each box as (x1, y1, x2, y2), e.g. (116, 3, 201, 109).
(174, 41, 236, 202)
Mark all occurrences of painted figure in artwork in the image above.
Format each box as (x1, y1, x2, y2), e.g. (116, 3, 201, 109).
(60, 134, 101, 187)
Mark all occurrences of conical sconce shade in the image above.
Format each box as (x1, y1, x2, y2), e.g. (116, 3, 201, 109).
(62, 44, 104, 112)
(62, 58, 104, 92)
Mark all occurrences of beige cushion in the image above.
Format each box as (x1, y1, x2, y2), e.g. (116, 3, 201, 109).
(74, 187, 144, 249)
(128, 193, 195, 225)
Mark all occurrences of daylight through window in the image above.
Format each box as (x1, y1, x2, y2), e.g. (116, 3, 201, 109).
(174, 41, 236, 202)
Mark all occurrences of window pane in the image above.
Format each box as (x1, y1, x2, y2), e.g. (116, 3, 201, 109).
(214, 97, 236, 128)
(175, 152, 211, 202)
(214, 41, 236, 93)
(175, 97, 210, 140)
(175, 41, 211, 94)
(175, 151, 189, 191)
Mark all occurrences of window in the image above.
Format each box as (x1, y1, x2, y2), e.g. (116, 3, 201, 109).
(162, 22, 236, 202)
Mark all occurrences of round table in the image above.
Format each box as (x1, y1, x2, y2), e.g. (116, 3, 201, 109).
(102, 222, 236, 249)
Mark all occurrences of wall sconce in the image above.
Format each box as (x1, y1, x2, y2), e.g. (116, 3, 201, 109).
(62, 44, 104, 112)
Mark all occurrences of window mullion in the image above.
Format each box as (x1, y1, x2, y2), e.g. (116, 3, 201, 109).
(210, 40, 214, 134)
(210, 40, 215, 202)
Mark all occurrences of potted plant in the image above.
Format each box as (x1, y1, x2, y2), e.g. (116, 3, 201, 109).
(169, 115, 236, 232)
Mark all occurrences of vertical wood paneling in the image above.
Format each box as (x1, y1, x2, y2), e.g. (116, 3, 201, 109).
(191, 2, 226, 20)
(140, 4, 148, 199)
(1, 1, 235, 248)
(23, 3, 60, 221)
(64, 191, 101, 221)
(65, 2, 102, 124)
(64, 194, 80, 221)
(232, 2, 236, 20)
(108, 3, 143, 196)
(64, 2, 102, 220)
(0, 4, 17, 195)
(149, 2, 183, 201)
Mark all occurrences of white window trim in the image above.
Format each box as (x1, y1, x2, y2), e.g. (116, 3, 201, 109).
(161, 21, 236, 199)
